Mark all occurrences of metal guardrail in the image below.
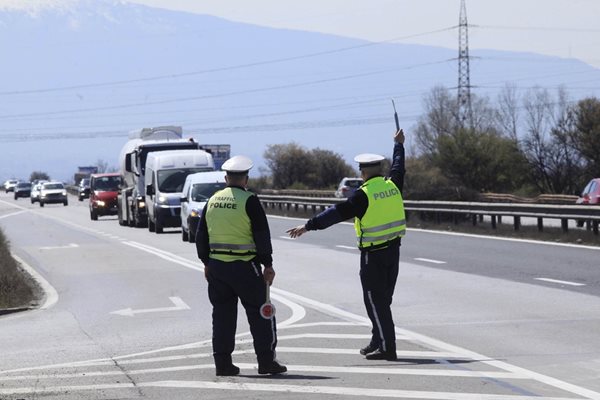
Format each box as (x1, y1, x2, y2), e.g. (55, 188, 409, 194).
(259, 195, 600, 235)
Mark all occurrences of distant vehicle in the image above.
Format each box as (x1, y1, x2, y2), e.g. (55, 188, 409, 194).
(144, 149, 214, 233)
(89, 173, 121, 220)
(39, 181, 68, 207)
(180, 171, 226, 243)
(30, 181, 47, 203)
(13, 182, 32, 199)
(78, 178, 91, 201)
(577, 178, 600, 205)
(117, 126, 206, 228)
(575, 178, 600, 227)
(334, 177, 364, 198)
(3, 179, 18, 193)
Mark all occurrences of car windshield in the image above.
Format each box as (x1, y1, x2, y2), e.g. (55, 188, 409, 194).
(81, 179, 90, 187)
(17, 182, 31, 188)
(191, 182, 226, 201)
(158, 168, 212, 193)
(345, 179, 363, 188)
(92, 176, 120, 191)
(43, 183, 64, 190)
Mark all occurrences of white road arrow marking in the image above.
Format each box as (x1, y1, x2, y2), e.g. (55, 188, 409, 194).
(39, 243, 79, 250)
(110, 297, 190, 317)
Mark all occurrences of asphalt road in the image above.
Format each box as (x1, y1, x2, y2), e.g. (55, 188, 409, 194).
(1, 191, 599, 400)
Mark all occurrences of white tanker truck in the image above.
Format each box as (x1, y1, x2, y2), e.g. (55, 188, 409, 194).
(117, 126, 212, 227)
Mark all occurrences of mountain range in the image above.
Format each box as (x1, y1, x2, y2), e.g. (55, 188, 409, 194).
(1, 0, 599, 181)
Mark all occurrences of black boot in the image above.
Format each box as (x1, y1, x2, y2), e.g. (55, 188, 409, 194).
(216, 364, 240, 376)
(365, 348, 397, 361)
(258, 360, 287, 375)
(359, 343, 378, 355)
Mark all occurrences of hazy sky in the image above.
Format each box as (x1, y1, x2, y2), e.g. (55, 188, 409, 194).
(122, 0, 600, 68)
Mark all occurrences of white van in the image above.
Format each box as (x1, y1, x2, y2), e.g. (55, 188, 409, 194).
(144, 149, 214, 233)
(180, 171, 227, 243)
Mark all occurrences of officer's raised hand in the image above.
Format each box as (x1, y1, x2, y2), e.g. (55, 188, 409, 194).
(394, 129, 405, 144)
(286, 225, 307, 238)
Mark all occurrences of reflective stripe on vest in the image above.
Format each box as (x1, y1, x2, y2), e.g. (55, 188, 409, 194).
(206, 187, 257, 262)
(354, 176, 406, 249)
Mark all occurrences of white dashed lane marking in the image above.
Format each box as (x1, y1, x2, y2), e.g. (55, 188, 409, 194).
(414, 257, 447, 264)
(535, 278, 585, 287)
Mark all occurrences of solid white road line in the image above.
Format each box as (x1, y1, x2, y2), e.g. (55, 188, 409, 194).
(534, 278, 586, 287)
(414, 257, 446, 264)
(278, 235, 295, 240)
(0, 210, 27, 220)
(0, 362, 525, 382)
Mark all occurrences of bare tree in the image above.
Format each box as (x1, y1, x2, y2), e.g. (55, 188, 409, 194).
(495, 83, 520, 141)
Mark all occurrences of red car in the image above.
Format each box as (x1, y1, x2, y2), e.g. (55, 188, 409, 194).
(577, 178, 600, 205)
(89, 173, 121, 220)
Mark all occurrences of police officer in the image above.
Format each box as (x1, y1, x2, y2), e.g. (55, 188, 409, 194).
(196, 155, 287, 376)
(287, 129, 406, 361)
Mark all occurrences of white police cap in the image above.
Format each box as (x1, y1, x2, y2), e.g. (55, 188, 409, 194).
(354, 153, 385, 168)
(221, 155, 253, 173)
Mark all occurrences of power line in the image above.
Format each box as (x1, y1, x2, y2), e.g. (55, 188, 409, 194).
(476, 25, 600, 33)
(0, 26, 456, 97)
(0, 59, 453, 120)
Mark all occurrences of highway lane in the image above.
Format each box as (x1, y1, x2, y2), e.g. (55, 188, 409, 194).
(1, 191, 600, 399)
(268, 217, 600, 297)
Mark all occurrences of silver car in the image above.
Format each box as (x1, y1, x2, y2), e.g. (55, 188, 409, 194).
(39, 182, 68, 207)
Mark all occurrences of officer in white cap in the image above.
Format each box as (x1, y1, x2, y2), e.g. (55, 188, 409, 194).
(287, 129, 406, 361)
(196, 155, 287, 376)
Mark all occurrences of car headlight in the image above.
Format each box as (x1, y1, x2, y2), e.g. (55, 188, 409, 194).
(96, 200, 106, 207)
(190, 209, 199, 217)
(158, 196, 168, 204)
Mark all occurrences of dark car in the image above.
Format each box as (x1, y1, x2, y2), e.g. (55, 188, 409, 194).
(14, 182, 32, 199)
(334, 177, 364, 198)
(89, 173, 121, 220)
(78, 178, 91, 201)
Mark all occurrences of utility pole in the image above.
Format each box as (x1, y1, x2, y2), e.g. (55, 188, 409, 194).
(457, 0, 473, 128)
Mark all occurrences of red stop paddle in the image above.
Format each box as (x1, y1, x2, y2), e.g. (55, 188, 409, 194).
(259, 284, 275, 319)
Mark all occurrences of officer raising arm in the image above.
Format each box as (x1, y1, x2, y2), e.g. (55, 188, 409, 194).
(196, 155, 286, 376)
(287, 129, 406, 361)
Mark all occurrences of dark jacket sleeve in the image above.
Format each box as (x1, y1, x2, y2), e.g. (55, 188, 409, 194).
(195, 206, 210, 265)
(305, 190, 369, 231)
(246, 194, 273, 267)
(389, 142, 405, 192)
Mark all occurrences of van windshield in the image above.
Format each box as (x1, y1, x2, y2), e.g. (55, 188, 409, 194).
(158, 168, 212, 193)
(191, 182, 226, 201)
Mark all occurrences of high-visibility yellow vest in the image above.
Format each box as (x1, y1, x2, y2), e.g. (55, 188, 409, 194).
(354, 177, 406, 249)
(206, 187, 257, 262)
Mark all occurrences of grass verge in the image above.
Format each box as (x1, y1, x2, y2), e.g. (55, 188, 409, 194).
(0, 227, 39, 310)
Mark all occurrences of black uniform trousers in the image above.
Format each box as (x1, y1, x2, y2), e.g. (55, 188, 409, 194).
(359, 241, 400, 353)
(206, 258, 277, 368)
